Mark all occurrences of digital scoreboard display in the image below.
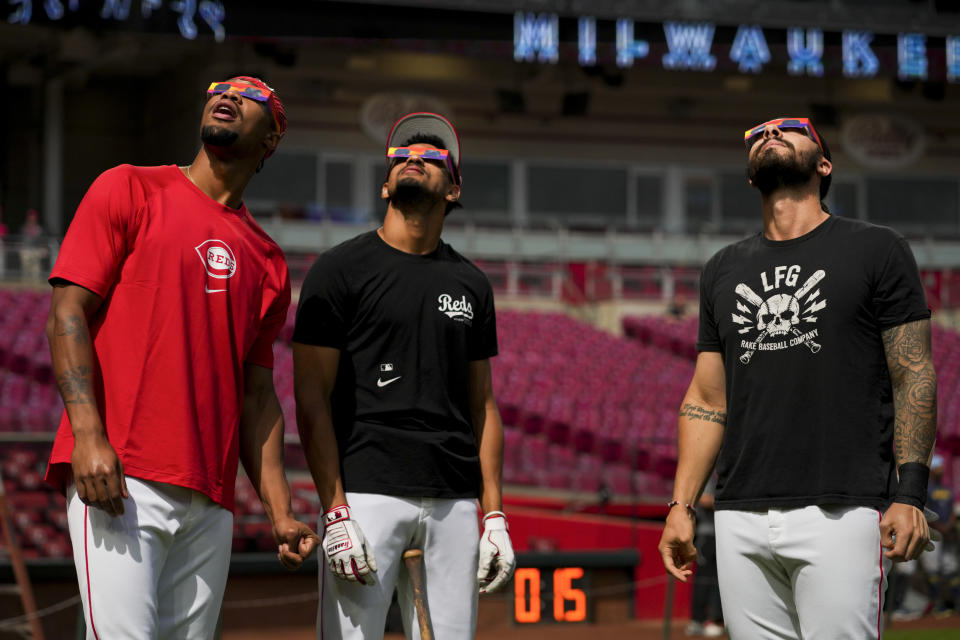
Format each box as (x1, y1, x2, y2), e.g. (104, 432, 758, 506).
(508, 550, 638, 625)
(514, 567, 589, 623)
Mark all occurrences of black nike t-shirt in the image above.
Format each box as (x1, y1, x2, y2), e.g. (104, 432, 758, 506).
(293, 230, 497, 498)
(697, 215, 930, 511)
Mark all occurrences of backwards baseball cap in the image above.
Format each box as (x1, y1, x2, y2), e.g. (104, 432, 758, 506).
(229, 76, 287, 157)
(386, 112, 461, 185)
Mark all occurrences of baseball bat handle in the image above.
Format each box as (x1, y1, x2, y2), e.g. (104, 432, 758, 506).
(403, 549, 434, 640)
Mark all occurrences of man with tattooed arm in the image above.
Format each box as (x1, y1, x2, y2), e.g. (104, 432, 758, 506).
(44, 77, 317, 639)
(658, 118, 936, 639)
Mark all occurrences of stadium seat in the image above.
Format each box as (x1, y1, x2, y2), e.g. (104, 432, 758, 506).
(4, 285, 960, 530)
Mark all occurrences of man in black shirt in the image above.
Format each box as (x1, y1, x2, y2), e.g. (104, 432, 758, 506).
(293, 112, 515, 640)
(658, 117, 936, 638)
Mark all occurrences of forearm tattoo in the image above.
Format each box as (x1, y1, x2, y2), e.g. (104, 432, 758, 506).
(679, 403, 727, 425)
(55, 314, 90, 346)
(57, 365, 94, 405)
(882, 319, 937, 465)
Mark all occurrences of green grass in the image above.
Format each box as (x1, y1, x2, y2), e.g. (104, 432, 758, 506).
(886, 629, 960, 639)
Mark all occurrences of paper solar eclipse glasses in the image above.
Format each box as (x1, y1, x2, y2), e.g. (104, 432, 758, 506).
(206, 81, 280, 131)
(744, 117, 824, 153)
(207, 81, 273, 102)
(387, 146, 457, 180)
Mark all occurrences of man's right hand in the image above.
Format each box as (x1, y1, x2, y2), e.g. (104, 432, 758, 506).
(658, 506, 697, 582)
(71, 430, 128, 516)
(881, 502, 931, 562)
(322, 505, 378, 585)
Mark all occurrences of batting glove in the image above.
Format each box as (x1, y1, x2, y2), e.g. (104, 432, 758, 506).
(322, 505, 378, 585)
(477, 511, 516, 594)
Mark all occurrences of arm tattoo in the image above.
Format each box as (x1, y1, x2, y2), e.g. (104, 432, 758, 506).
(882, 319, 937, 465)
(679, 403, 727, 425)
(55, 314, 90, 346)
(57, 365, 94, 405)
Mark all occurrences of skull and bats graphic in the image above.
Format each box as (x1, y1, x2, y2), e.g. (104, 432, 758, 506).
(733, 269, 827, 364)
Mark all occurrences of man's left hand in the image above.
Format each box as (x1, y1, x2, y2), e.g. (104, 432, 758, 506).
(880, 503, 931, 562)
(478, 513, 516, 594)
(274, 517, 320, 570)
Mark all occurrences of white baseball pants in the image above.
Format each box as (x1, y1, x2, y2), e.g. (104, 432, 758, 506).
(67, 477, 233, 640)
(317, 492, 479, 640)
(715, 505, 890, 640)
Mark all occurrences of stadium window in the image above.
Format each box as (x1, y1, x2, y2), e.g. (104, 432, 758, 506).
(527, 165, 628, 227)
(634, 173, 664, 230)
(459, 161, 510, 215)
(830, 181, 860, 218)
(243, 151, 318, 209)
(719, 171, 757, 232)
(865, 176, 960, 235)
(683, 175, 717, 234)
(323, 161, 355, 222)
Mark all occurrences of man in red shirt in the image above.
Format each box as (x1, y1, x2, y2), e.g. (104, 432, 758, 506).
(45, 77, 317, 639)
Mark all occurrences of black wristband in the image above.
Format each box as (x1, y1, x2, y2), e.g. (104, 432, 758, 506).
(893, 462, 930, 510)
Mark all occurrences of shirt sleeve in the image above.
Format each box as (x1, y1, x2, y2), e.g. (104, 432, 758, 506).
(49, 166, 144, 297)
(872, 234, 931, 330)
(695, 256, 722, 353)
(292, 252, 351, 349)
(468, 277, 498, 361)
(245, 254, 291, 369)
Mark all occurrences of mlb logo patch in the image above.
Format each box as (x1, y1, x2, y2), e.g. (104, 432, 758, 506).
(380, 363, 393, 372)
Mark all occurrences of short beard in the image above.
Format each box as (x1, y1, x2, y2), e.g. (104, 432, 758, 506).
(747, 142, 820, 195)
(388, 177, 442, 210)
(201, 125, 239, 148)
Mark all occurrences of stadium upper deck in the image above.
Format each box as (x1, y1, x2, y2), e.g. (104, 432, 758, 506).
(2, 0, 960, 249)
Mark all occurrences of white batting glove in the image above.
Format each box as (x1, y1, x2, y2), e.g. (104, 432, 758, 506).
(477, 511, 516, 594)
(322, 505, 378, 585)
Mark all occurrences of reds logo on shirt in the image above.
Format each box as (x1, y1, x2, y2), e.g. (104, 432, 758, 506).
(195, 240, 237, 279)
(438, 293, 474, 322)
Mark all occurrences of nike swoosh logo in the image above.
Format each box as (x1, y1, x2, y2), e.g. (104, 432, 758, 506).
(205, 286, 227, 293)
(377, 376, 401, 388)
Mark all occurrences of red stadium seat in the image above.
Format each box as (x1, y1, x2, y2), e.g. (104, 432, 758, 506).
(9, 491, 51, 511)
(4, 290, 960, 502)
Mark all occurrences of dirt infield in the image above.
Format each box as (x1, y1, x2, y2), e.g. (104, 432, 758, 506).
(221, 617, 960, 640)
(222, 620, 700, 639)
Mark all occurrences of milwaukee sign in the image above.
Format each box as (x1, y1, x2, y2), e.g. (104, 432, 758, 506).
(514, 12, 960, 82)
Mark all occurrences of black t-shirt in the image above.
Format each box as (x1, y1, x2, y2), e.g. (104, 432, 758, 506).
(697, 216, 930, 511)
(292, 230, 497, 498)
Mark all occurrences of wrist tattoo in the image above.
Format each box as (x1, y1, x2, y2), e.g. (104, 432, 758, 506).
(57, 365, 94, 405)
(679, 403, 726, 425)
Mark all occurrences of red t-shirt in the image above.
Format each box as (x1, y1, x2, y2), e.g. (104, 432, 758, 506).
(45, 165, 291, 511)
